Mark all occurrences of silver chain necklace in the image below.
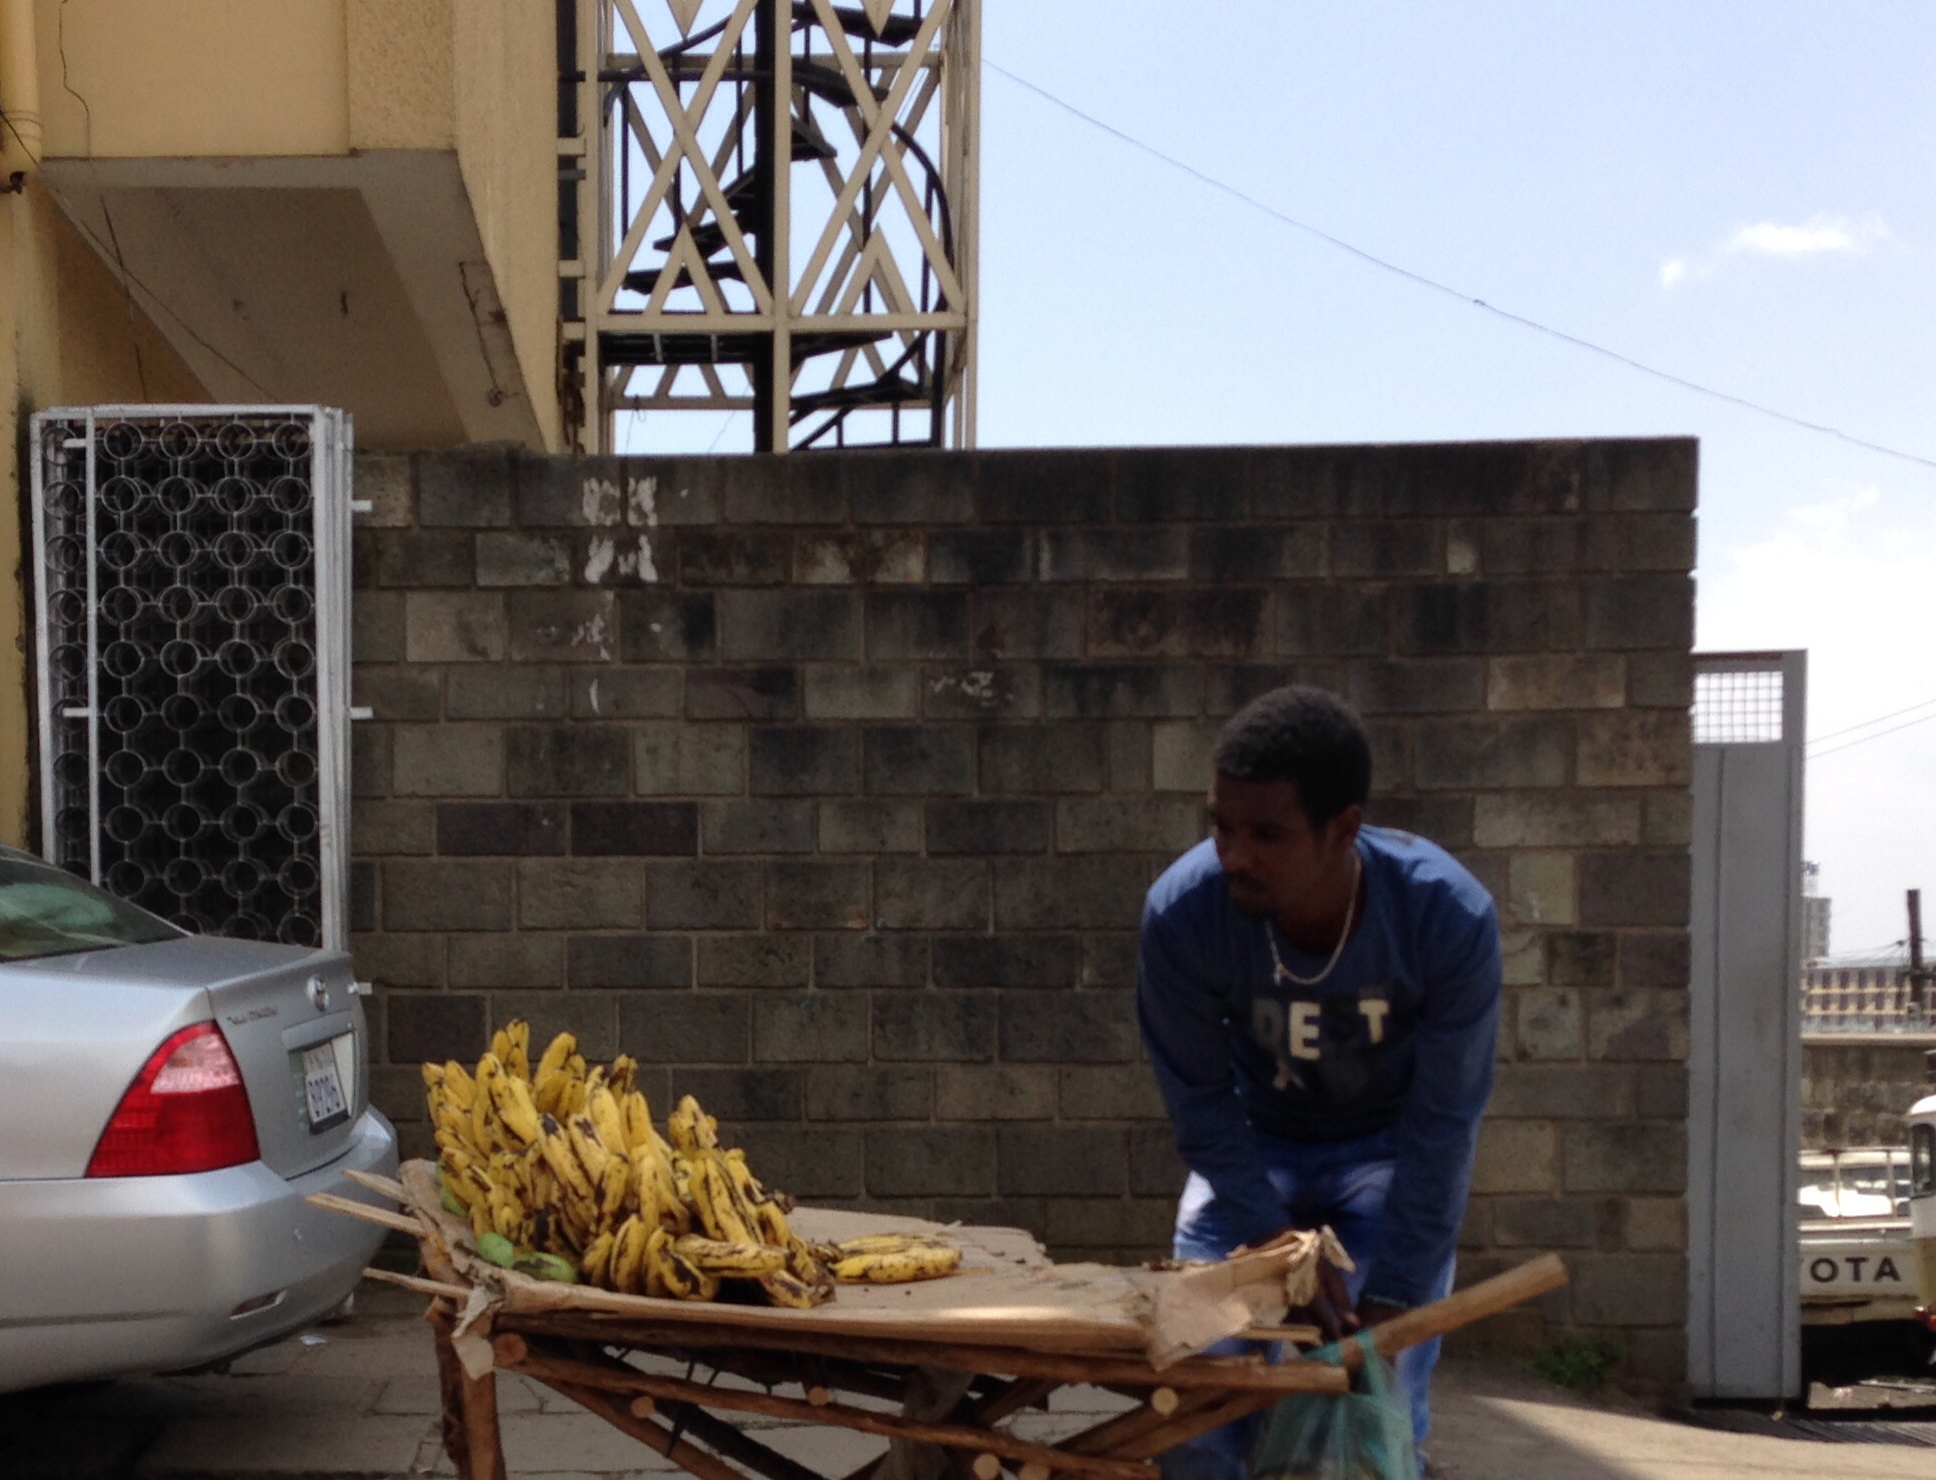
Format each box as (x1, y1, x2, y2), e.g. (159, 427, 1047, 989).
(1266, 852, 1363, 988)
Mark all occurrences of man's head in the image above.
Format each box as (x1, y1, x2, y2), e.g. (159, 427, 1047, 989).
(1208, 686, 1370, 921)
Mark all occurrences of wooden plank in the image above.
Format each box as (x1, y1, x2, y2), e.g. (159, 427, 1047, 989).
(501, 1342, 1157, 1480)
(1104, 1392, 1281, 1462)
(362, 1267, 471, 1300)
(536, 1377, 749, 1480)
(493, 1313, 1351, 1395)
(428, 1304, 506, 1480)
(1061, 1390, 1223, 1458)
(1351, 1254, 1569, 1368)
(305, 1191, 428, 1238)
(961, 1376, 1057, 1426)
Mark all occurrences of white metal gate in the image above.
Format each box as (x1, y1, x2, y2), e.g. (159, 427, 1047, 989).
(28, 406, 354, 950)
(1687, 650, 1806, 1399)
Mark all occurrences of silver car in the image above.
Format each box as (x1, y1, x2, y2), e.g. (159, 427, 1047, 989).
(0, 846, 397, 1391)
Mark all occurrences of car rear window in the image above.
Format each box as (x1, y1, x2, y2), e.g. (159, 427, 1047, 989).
(0, 859, 182, 961)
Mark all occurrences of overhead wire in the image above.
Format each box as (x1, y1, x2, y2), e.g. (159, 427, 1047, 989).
(1807, 708, 1936, 760)
(1808, 694, 1936, 747)
(984, 60, 1936, 475)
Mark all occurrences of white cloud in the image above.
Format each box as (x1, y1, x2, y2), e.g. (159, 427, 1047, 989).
(1725, 213, 1892, 258)
(1658, 213, 1894, 289)
(1698, 483, 1936, 950)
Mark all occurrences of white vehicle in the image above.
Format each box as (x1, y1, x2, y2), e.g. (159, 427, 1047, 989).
(1798, 1146, 1920, 1326)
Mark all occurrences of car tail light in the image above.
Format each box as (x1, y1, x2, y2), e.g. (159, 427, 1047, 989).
(86, 1021, 260, 1177)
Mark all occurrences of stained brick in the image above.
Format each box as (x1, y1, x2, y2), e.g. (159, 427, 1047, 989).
(417, 445, 512, 527)
(1044, 666, 1204, 719)
(1563, 1123, 1685, 1194)
(804, 666, 921, 720)
(476, 532, 571, 587)
(925, 937, 1075, 990)
(866, 1128, 997, 1196)
(865, 727, 974, 795)
(1583, 575, 1694, 651)
(1472, 793, 1642, 848)
(817, 800, 921, 854)
(979, 725, 1107, 794)
(672, 1067, 802, 1120)
(750, 727, 858, 795)
(393, 725, 503, 797)
(998, 1127, 1127, 1196)
(807, 1065, 932, 1120)
(969, 591, 1085, 660)
(1088, 590, 1269, 660)
(354, 591, 405, 663)
(643, 861, 761, 929)
(508, 590, 618, 663)
(636, 723, 744, 795)
(1470, 1120, 1560, 1194)
(405, 592, 507, 663)
(718, 591, 860, 662)
(993, 860, 1149, 931)
(1115, 447, 1252, 522)
(353, 667, 443, 722)
(678, 531, 791, 585)
(512, 453, 623, 527)
(865, 592, 969, 660)
(1516, 987, 1584, 1060)
(437, 802, 565, 856)
(490, 989, 620, 1060)
(685, 667, 799, 720)
(570, 802, 698, 856)
(764, 861, 870, 930)
(931, 530, 1028, 584)
(815, 934, 929, 988)
(352, 800, 436, 855)
(934, 1065, 1057, 1120)
(1579, 853, 1690, 927)
(927, 800, 1049, 854)
(998, 990, 1139, 1062)
(724, 457, 845, 524)
(1490, 1197, 1603, 1249)
(1204, 663, 1345, 715)
(1276, 584, 1386, 656)
(1547, 932, 1617, 987)
(754, 994, 871, 1063)
(1618, 932, 1689, 988)
(448, 934, 565, 988)
(1039, 528, 1188, 582)
(618, 590, 717, 662)
(1347, 659, 1485, 715)
(845, 452, 974, 524)
(796, 530, 924, 584)
(977, 453, 1111, 525)
(1569, 1253, 1688, 1327)
(446, 667, 567, 720)
(1058, 1066, 1167, 1120)
(1488, 1064, 1635, 1119)
(570, 668, 682, 719)
(517, 859, 644, 929)
(1150, 721, 1221, 793)
(874, 860, 988, 930)
(1054, 798, 1202, 854)
(873, 993, 997, 1062)
(383, 860, 513, 931)
(1413, 718, 1571, 790)
(1129, 1126, 1189, 1197)
(1576, 711, 1692, 788)
(697, 934, 811, 988)
(1190, 527, 1327, 582)
(619, 993, 746, 1060)
(701, 801, 814, 854)
(385, 993, 486, 1064)
(1363, 796, 1474, 850)
(507, 726, 629, 796)
(1332, 522, 1440, 577)
(1587, 989, 1688, 1062)
(733, 1127, 862, 1198)
(352, 932, 444, 988)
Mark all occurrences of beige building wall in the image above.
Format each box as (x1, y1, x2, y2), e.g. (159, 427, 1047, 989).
(0, 0, 564, 846)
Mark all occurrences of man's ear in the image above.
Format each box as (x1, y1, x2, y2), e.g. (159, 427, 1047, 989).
(1328, 804, 1364, 853)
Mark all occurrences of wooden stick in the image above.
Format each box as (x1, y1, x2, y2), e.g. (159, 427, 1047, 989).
(493, 1313, 1351, 1394)
(1348, 1253, 1569, 1368)
(500, 1341, 1157, 1480)
(1231, 1325, 1321, 1345)
(1062, 1389, 1226, 1458)
(642, 1390, 832, 1480)
(304, 1190, 429, 1237)
(1105, 1392, 1282, 1461)
(962, 1376, 1057, 1426)
(428, 1304, 506, 1480)
(341, 1167, 407, 1201)
(538, 1377, 749, 1480)
(362, 1266, 472, 1300)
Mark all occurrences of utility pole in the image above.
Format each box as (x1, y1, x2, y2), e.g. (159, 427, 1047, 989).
(1907, 889, 1929, 1020)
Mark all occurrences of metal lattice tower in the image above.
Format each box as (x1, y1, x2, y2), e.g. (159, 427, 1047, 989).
(559, 0, 979, 454)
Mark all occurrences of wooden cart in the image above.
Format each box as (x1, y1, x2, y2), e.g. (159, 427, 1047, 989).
(318, 1170, 1566, 1480)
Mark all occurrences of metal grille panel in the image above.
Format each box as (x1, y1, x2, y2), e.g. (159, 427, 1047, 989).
(30, 407, 353, 949)
(1693, 667, 1785, 745)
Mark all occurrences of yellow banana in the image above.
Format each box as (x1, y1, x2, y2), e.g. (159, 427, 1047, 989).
(673, 1235, 787, 1276)
(608, 1053, 638, 1097)
(581, 1229, 617, 1288)
(490, 1027, 513, 1065)
(568, 1114, 611, 1187)
(653, 1231, 720, 1301)
(504, 1020, 531, 1080)
(611, 1215, 650, 1295)
(442, 1060, 477, 1111)
(594, 1150, 631, 1233)
(834, 1234, 932, 1255)
(693, 1156, 755, 1245)
(422, 1062, 445, 1091)
(831, 1244, 962, 1284)
(489, 1070, 542, 1147)
(666, 1094, 717, 1153)
(619, 1091, 655, 1155)
(587, 1086, 626, 1154)
(537, 1113, 595, 1201)
(535, 1030, 575, 1082)
(471, 1053, 503, 1151)
(759, 1269, 834, 1308)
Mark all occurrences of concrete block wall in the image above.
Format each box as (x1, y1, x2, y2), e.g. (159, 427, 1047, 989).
(350, 438, 1696, 1378)
(1804, 1040, 1935, 1146)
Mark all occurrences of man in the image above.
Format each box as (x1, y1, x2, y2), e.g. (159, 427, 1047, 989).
(1137, 686, 1501, 1476)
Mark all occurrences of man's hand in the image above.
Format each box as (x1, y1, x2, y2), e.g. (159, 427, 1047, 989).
(1252, 1226, 1358, 1344)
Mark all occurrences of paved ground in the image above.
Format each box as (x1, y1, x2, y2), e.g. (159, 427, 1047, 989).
(7, 1284, 1932, 1480)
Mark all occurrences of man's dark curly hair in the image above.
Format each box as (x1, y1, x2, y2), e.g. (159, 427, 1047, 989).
(1212, 685, 1372, 827)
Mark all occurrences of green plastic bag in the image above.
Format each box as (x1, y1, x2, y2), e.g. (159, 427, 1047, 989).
(1249, 1331, 1417, 1480)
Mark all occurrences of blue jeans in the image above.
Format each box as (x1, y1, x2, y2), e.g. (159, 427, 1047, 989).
(1159, 1128, 1453, 1480)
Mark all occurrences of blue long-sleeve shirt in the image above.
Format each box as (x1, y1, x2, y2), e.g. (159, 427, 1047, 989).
(1136, 828, 1501, 1309)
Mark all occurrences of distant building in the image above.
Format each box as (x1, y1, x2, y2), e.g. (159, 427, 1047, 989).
(1801, 861, 1831, 962)
(1802, 946, 1930, 1034)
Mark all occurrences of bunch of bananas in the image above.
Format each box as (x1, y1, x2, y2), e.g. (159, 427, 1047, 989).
(423, 1022, 961, 1307)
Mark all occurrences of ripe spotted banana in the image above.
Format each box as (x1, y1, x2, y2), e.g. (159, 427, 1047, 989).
(489, 1069, 542, 1147)
(587, 1086, 627, 1154)
(537, 1113, 595, 1201)
(831, 1244, 962, 1284)
(672, 1235, 787, 1276)
(647, 1225, 720, 1301)
(581, 1229, 617, 1288)
(568, 1114, 612, 1187)
(610, 1215, 651, 1295)
(442, 1060, 477, 1112)
(608, 1053, 638, 1097)
(502, 1020, 531, 1080)
(758, 1269, 834, 1308)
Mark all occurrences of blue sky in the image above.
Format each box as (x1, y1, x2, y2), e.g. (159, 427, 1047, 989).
(971, 1, 1936, 954)
(624, 2, 1936, 952)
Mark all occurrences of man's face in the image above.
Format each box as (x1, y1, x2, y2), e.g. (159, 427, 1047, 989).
(1207, 773, 1357, 920)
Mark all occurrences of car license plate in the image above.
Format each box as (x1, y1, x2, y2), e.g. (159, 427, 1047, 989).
(298, 1038, 351, 1133)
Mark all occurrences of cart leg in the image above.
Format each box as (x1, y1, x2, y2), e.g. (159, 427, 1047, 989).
(428, 1305, 507, 1480)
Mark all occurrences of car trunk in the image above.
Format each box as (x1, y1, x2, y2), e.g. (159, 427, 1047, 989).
(0, 936, 365, 1181)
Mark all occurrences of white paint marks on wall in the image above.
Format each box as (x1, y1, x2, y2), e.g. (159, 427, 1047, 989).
(583, 532, 660, 584)
(582, 476, 622, 527)
(584, 535, 617, 584)
(628, 475, 661, 528)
